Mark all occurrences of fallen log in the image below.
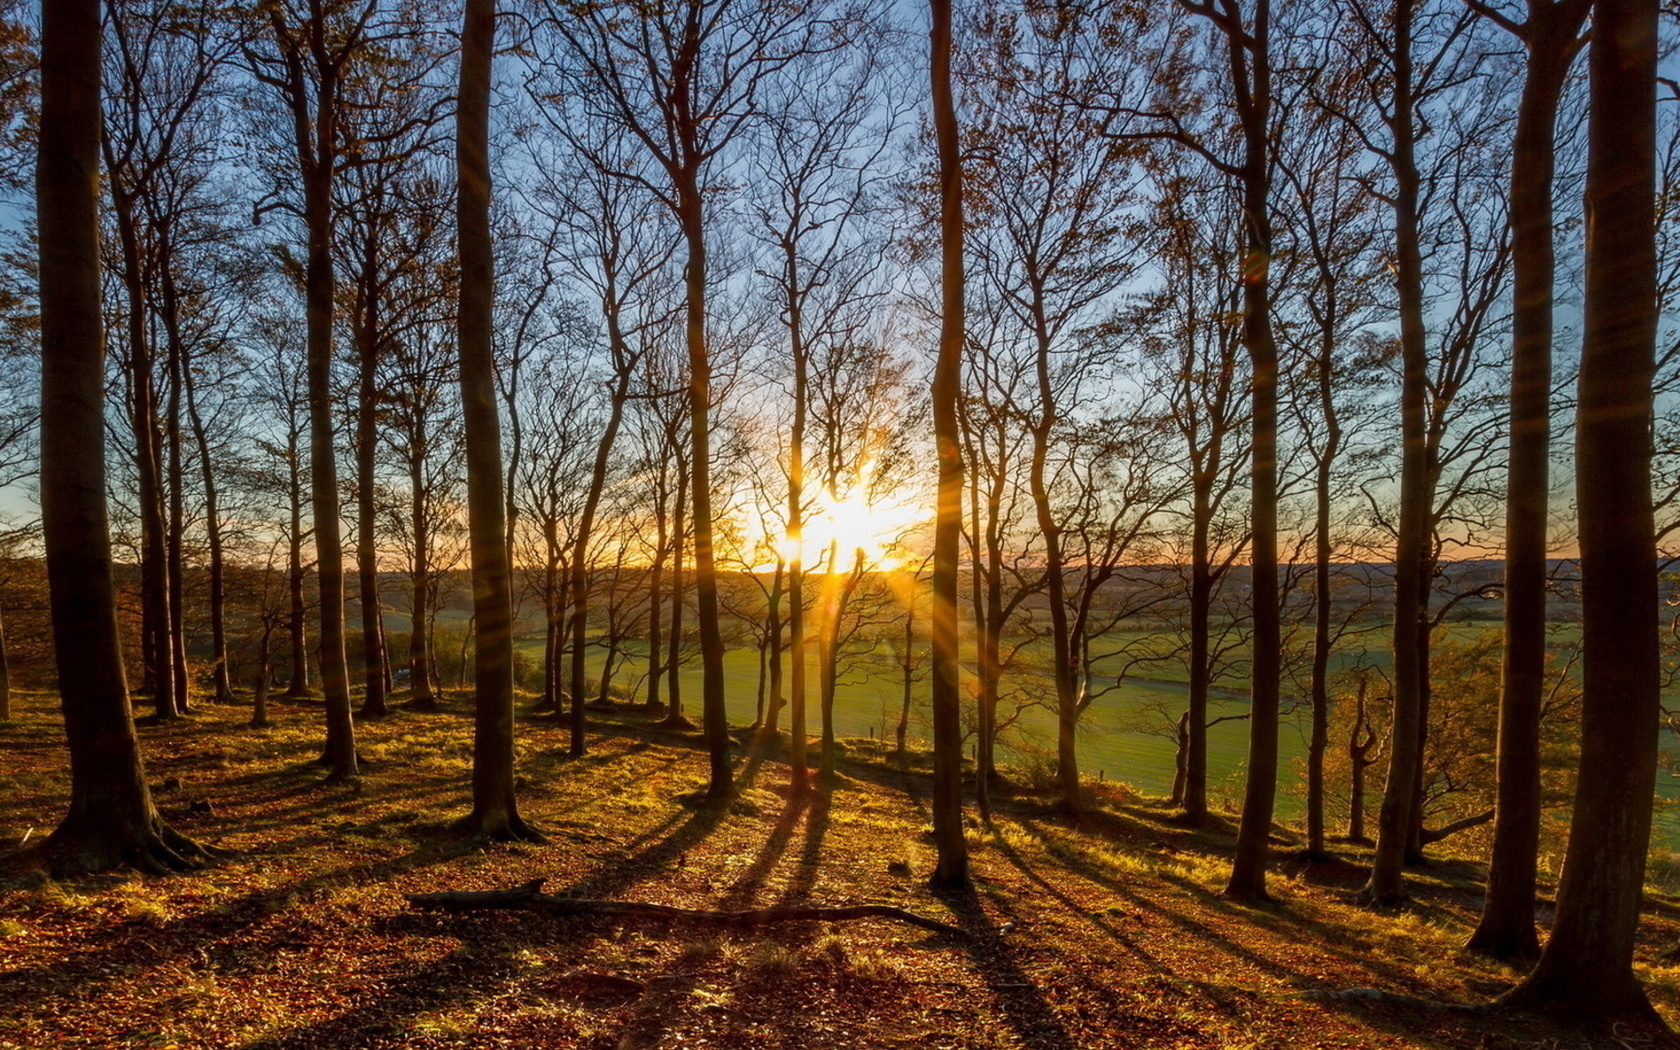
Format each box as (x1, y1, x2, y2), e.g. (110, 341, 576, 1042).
(406, 878, 965, 936)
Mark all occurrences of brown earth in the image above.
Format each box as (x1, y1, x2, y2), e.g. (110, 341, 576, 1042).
(1, 692, 1677, 1049)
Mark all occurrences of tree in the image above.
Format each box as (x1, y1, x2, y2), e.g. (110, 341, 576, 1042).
(453, 0, 538, 842)
(249, 0, 381, 779)
(1465, 0, 1589, 961)
(1501, 0, 1664, 1022)
(1344, 0, 1489, 904)
(37, 0, 208, 875)
(961, 0, 1142, 814)
(928, 0, 970, 891)
(746, 30, 897, 791)
(543, 0, 852, 801)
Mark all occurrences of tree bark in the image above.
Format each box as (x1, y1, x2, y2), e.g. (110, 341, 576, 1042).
(408, 441, 436, 708)
(1363, 0, 1428, 905)
(928, 0, 970, 891)
(1220, 0, 1281, 906)
(286, 422, 311, 697)
(108, 185, 175, 721)
(1503, 0, 1663, 1021)
(1467, 0, 1588, 962)
(37, 0, 205, 875)
(355, 246, 387, 719)
(454, 0, 539, 842)
(181, 322, 234, 704)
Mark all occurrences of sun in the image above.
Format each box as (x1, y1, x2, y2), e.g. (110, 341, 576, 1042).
(797, 482, 925, 572)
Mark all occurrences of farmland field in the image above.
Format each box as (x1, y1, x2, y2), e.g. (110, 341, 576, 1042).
(504, 616, 1680, 848)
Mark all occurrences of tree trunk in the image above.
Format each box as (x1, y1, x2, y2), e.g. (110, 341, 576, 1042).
(928, 0, 970, 891)
(1183, 478, 1212, 822)
(567, 316, 636, 757)
(408, 447, 436, 709)
(303, 71, 357, 779)
(286, 428, 311, 698)
(1026, 320, 1080, 814)
(1222, 0, 1280, 905)
(181, 325, 233, 704)
(1504, 0, 1662, 1021)
(759, 557, 785, 739)
(646, 521, 665, 712)
(1348, 679, 1376, 843)
(785, 249, 809, 793)
(1467, 0, 1587, 962)
(355, 251, 387, 719)
(674, 175, 733, 800)
(163, 289, 190, 716)
(109, 187, 175, 722)
(1364, 0, 1428, 905)
(37, 0, 205, 875)
(897, 595, 915, 762)
(453, 0, 538, 842)
(252, 622, 273, 728)
(662, 450, 689, 727)
(819, 538, 839, 779)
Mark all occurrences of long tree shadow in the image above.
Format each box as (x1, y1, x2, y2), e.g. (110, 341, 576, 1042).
(934, 884, 1081, 1050)
(1010, 815, 1427, 993)
(986, 826, 1172, 975)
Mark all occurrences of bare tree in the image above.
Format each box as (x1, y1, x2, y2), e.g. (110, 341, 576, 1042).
(1465, 0, 1589, 961)
(1500, 0, 1664, 1022)
(929, 0, 970, 890)
(37, 0, 209, 875)
(248, 0, 391, 779)
(541, 0, 856, 800)
(453, 0, 538, 841)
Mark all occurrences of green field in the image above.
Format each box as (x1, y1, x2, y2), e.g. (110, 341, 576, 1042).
(510, 617, 1680, 849)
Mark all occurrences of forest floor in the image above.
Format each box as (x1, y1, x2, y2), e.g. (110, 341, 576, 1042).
(3, 692, 1680, 1049)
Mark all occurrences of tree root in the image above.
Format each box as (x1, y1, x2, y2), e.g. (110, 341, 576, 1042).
(38, 816, 226, 878)
(407, 878, 965, 936)
(448, 811, 547, 845)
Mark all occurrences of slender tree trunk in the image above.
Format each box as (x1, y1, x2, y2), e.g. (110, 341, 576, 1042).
(291, 32, 357, 778)
(1306, 364, 1341, 858)
(355, 258, 387, 719)
(786, 254, 809, 793)
(647, 526, 665, 712)
(110, 190, 175, 721)
(454, 0, 537, 842)
(164, 293, 189, 715)
(897, 593, 915, 762)
(567, 338, 634, 757)
(1027, 322, 1080, 814)
(408, 449, 436, 709)
(1184, 480, 1212, 822)
(181, 329, 232, 704)
(286, 431, 310, 697)
(1223, 0, 1281, 904)
(1172, 711, 1190, 807)
(674, 176, 733, 799)
(1504, 0, 1662, 1020)
(760, 558, 785, 738)
(663, 449, 689, 727)
(1468, 0, 1587, 961)
(928, 0, 970, 890)
(819, 538, 839, 779)
(252, 626, 272, 729)
(1364, 0, 1428, 904)
(1348, 681, 1374, 843)
(38, 0, 204, 875)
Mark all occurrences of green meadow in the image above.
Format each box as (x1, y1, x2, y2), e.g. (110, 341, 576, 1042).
(506, 616, 1680, 848)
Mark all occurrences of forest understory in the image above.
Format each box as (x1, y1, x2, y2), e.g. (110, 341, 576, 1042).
(3, 693, 1678, 1050)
